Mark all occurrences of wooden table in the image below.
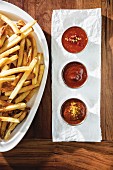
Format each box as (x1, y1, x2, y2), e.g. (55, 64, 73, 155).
(1, 0, 113, 169)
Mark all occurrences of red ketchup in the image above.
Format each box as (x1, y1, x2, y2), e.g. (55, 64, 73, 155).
(62, 62, 87, 88)
(62, 26, 88, 53)
(61, 98, 87, 125)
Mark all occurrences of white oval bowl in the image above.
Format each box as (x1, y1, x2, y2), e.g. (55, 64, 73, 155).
(0, 1, 49, 152)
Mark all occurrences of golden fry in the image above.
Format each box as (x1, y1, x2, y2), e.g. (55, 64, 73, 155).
(0, 103, 26, 112)
(26, 38, 31, 52)
(15, 91, 30, 103)
(27, 47, 32, 65)
(25, 87, 39, 102)
(29, 33, 37, 58)
(0, 117, 19, 123)
(0, 35, 6, 47)
(32, 53, 43, 85)
(0, 45, 20, 59)
(37, 65, 45, 85)
(1, 64, 9, 71)
(0, 28, 32, 54)
(1, 121, 8, 139)
(22, 51, 27, 66)
(3, 20, 36, 46)
(0, 66, 29, 77)
(0, 75, 16, 83)
(11, 73, 22, 87)
(23, 80, 31, 87)
(17, 39, 25, 67)
(9, 57, 38, 100)
(0, 54, 18, 67)
(0, 13, 20, 34)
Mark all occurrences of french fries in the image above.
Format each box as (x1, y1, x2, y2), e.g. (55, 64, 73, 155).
(0, 45, 20, 59)
(17, 39, 25, 66)
(0, 14, 45, 141)
(0, 103, 26, 112)
(0, 13, 20, 34)
(0, 117, 20, 123)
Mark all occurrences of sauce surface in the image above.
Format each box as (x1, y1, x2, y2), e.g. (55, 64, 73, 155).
(62, 26, 88, 53)
(61, 98, 87, 125)
(62, 62, 87, 88)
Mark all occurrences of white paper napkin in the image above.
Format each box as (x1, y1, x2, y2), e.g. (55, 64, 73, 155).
(52, 9, 102, 142)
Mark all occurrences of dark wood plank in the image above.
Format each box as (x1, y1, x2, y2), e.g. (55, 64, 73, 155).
(104, 0, 113, 140)
(0, 139, 113, 169)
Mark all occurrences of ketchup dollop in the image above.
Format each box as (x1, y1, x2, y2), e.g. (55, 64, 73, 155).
(62, 26, 88, 53)
(62, 62, 87, 88)
(61, 98, 87, 125)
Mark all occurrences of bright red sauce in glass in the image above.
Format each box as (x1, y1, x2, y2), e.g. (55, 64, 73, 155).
(62, 26, 88, 53)
(62, 62, 87, 88)
(61, 98, 87, 125)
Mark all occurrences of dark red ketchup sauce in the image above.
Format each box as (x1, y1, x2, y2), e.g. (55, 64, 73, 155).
(62, 62, 87, 88)
(61, 98, 87, 125)
(62, 26, 88, 53)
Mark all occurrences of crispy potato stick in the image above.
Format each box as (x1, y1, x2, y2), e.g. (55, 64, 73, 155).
(15, 91, 30, 103)
(25, 87, 39, 102)
(11, 73, 22, 87)
(5, 54, 18, 65)
(0, 54, 18, 67)
(0, 45, 20, 59)
(27, 47, 32, 65)
(1, 121, 8, 139)
(1, 112, 8, 138)
(0, 66, 29, 77)
(32, 62, 39, 85)
(29, 33, 37, 58)
(0, 13, 20, 34)
(19, 83, 39, 93)
(0, 35, 6, 47)
(17, 39, 25, 67)
(5, 82, 39, 96)
(0, 25, 7, 38)
(4, 110, 28, 140)
(9, 57, 38, 100)
(0, 75, 16, 83)
(9, 111, 23, 128)
(0, 96, 8, 101)
(22, 51, 27, 66)
(0, 58, 8, 67)
(0, 103, 26, 112)
(37, 65, 45, 85)
(32, 53, 43, 85)
(0, 117, 19, 123)
(4, 20, 36, 46)
(1, 64, 9, 71)
(5, 25, 14, 37)
(17, 20, 25, 27)
(0, 28, 32, 54)
(26, 38, 31, 51)
(23, 80, 31, 87)
(0, 64, 9, 95)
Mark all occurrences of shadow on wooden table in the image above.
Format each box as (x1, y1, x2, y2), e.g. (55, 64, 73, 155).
(1, 15, 113, 169)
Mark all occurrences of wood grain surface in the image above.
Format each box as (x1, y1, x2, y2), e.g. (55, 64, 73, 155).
(0, 0, 113, 169)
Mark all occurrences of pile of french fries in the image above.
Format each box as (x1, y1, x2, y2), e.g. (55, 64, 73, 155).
(0, 14, 45, 140)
